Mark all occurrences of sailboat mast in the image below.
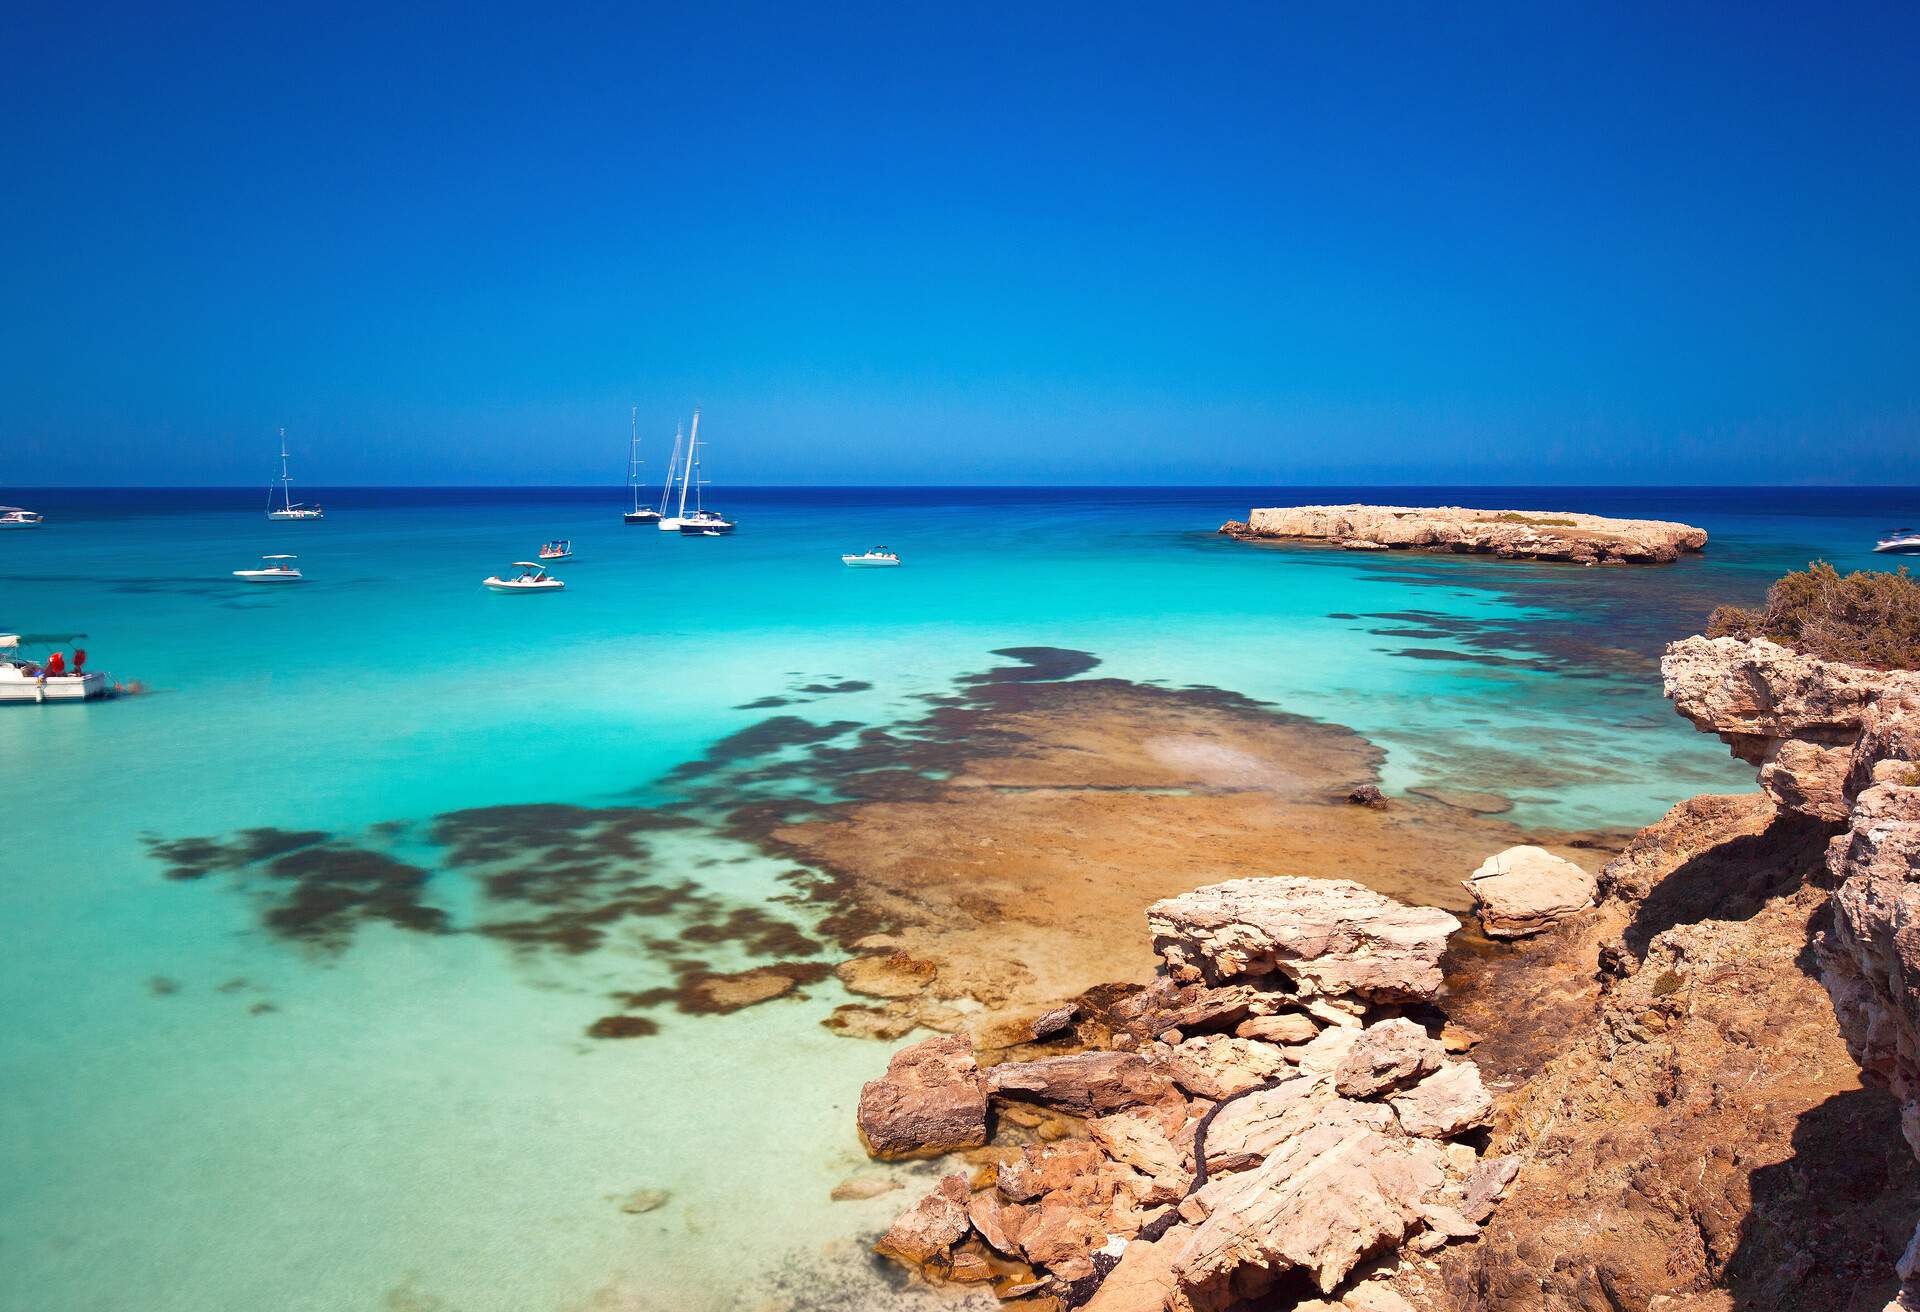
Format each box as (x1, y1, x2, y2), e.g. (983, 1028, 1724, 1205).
(658, 427, 683, 515)
(628, 406, 641, 512)
(278, 428, 292, 511)
(677, 408, 699, 518)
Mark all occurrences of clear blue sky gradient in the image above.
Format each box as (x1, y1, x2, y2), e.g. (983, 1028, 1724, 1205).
(5, 3, 1917, 486)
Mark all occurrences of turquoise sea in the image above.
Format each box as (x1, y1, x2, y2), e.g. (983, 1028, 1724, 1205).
(1, 485, 1910, 1312)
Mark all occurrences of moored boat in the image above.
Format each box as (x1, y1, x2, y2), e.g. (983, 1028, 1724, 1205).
(0, 634, 108, 702)
(538, 539, 573, 561)
(266, 429, 324, 520)
(484, 562, 565, 593)
(623, 407, 661, 524)
(233, 553, 304, 582)
(841, 546, 900, 567)
(0, 506, 45, 529)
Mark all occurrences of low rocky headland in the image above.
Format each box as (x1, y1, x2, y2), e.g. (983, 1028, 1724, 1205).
(850, 566, 1920, 1311)
(1219, 504, 1708, 565)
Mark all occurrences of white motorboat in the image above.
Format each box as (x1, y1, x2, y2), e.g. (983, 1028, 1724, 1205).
(484, 561, 565, 593)
(266, 429, 324, 520)
(233, 553, 304, 582)
(538, 539, 573, 562)
(623, 407, 661, 524)
(658, 409, 700, 531)
(1875, 529, 1920, 555)
(0, 634, 109, 702)
(0, 506, 45, 529)
(841, 547, 901, 567)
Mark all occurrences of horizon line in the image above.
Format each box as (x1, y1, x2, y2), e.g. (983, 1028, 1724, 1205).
(8, 481, 1919, 492)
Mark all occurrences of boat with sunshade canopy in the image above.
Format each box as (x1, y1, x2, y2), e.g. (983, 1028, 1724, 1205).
(483, 562, 565, 593)
(0, 633, 108, 702)
(233, 554, 304, 582)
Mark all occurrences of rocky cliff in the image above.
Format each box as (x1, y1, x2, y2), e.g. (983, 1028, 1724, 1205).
(1219, 505, 1708, 565)
(1663, 634, 1920, 1306)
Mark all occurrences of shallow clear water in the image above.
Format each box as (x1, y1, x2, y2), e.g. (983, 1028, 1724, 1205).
(0, 485, 1909, 1311)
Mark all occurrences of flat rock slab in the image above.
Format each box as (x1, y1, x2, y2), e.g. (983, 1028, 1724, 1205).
(1222, 504, 1707, 565)
(1148, 876, 1459, 1002)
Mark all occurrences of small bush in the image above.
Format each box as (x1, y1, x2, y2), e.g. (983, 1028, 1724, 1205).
(1485, 512, 1580, 527)
(1707, 561, 1920, 669)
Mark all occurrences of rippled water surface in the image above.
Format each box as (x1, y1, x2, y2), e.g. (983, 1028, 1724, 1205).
(0, 484, 1908, 1311)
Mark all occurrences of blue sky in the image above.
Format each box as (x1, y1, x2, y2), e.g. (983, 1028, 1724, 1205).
(4, 3, 1916, 485)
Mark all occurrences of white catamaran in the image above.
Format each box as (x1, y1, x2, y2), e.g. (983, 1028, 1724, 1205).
(623, 406, 661, 524)
(266, 429, 324, 520)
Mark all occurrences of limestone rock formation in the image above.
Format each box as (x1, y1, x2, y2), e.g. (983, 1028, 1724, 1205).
(1146, 876, 1459, 1001)
(986, 1050, 1181, 1115)
(865, 876, 1500, 1309)
(1334, 1018, 1444, 1098)
(1220, 504, 1708, 565)
(856, 1033, 988, 1159)
(1461, 845, 1597, 938)
(875, 1172, 973, 1267)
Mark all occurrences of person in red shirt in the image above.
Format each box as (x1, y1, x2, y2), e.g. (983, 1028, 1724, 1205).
(46, 651, 66, 676)
(72, 647, 86, 672)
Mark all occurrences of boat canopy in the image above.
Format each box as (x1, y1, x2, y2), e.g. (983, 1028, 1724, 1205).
(263, 554, 298, 560)
(0, 505, 31, 513)
(511, 561, 543, 569)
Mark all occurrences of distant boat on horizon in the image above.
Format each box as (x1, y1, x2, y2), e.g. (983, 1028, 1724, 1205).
(1876, 528, 1920, 555)
(266, 430, 324, 521)
(674, 410, 735, 535)
(623, 407, 661, 524)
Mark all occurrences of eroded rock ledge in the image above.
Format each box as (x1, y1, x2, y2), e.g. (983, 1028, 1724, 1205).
(1218, 504, 1707, 565)
(1662, 634, 1920, 1306)
(857, 877, 1506, 1310)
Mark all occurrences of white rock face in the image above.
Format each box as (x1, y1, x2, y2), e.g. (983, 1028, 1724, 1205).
(1172, 1121, 1450, 1300)
(1389, 1062, 1494, 1139)
(1147, 876, 1460, 1002)
(1462, 845, 1598, 938)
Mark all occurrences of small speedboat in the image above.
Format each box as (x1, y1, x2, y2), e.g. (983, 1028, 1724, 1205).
(842, 547, 901, 568)
(233, 554, 304, 582)
(0, 506, 45, 529)
(484, 561, 565, 593)
(0, 634, 109, 702)
(538, 539, 573, 561)
(1875, 529, 1920, 555)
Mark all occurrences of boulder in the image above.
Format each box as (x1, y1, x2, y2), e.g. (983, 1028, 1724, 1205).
(1202, 1075, 1395, 1174)
(1162, 1034, 1293, 1099)
(987, 1050, 1181, 1114)
(1147, 877, 1459, 1002)
(1234, 1012, 1319, 1044)
(1462, 846, 1597, 938)
(875, 1173, 972, 1267)
(1389, 1061, 1493, 1139)
(857, 1034, 989, 1160)
(1172, 1120, 1450, 1299)
(1334, 1019, 1444, 1098)
(1599, 792, 1778, 901)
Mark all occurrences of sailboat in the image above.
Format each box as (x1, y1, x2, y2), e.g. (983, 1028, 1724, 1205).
(623, 407, 660, 524)
(265, 430, 324, 520)
(676, 411, 736, 535)
(658, 409, 701, 531)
